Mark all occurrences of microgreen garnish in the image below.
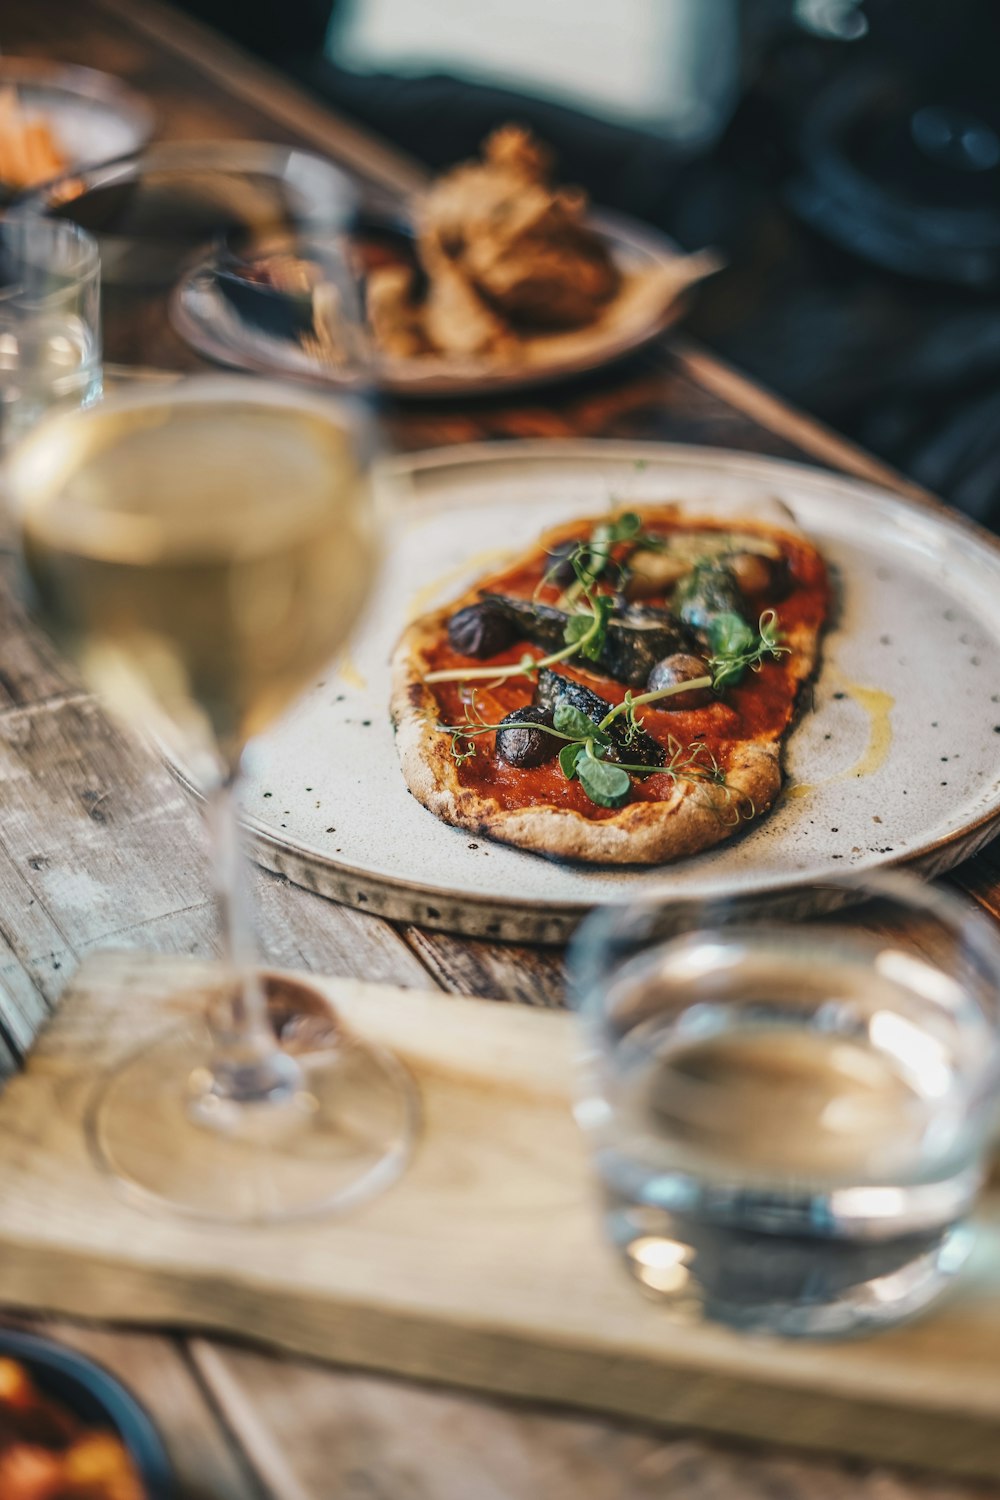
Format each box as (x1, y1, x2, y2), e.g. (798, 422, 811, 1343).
(707, 608, 789, 688)
(532, 510, 645, 606)
(426, 555, 615, 687)
(558, 510, 642, 605)
(430, 605, 789, 810)
(435, 686, 750, 814)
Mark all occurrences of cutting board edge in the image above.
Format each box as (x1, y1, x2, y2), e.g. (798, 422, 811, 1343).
(0, 1238, 998, 1483)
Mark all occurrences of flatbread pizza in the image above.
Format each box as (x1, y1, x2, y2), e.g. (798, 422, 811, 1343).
(391, 501, 828, 864)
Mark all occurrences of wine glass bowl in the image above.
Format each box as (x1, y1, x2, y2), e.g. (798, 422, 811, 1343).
(5, 375, 418, 1222)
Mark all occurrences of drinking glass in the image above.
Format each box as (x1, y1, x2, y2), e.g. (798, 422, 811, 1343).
(5, 374, 418, 1222)
(569, 872, 1000, 1336)
(15, 140, 369, 378)
(0, 218, 101, 453)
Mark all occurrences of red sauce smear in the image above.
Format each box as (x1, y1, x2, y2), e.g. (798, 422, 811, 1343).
(425, 514, 829, 821)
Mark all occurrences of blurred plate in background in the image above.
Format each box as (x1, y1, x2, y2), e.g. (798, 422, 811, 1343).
(170, 211, 718, 398)
(0, 59, 153, 194)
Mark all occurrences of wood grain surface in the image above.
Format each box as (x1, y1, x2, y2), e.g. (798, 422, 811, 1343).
(1, 1, 998, 1496)
(4, 952, 1000, 1483)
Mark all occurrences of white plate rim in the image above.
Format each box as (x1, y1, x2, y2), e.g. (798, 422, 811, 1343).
(0, 57, 154, 178)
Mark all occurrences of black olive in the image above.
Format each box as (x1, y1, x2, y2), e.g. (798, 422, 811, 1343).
(545, 539, 582, 586)
(496, 705, 558, 768)
(646, 653, 713, 709)
(447, 603, 517, 659)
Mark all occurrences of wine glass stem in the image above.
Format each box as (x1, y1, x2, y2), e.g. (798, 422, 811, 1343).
(203, 769, 300, 1105)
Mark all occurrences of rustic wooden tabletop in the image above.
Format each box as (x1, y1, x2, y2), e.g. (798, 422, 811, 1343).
(1, 1, 999, 1495)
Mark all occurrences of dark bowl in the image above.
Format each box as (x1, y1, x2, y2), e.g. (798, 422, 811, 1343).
(0, 1327, 174, 1498)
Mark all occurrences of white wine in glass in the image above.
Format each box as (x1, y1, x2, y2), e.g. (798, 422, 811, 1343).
(7, 376, 418, 1222)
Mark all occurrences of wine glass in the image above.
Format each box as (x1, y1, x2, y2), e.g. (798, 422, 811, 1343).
(5, 374, 418, 1222)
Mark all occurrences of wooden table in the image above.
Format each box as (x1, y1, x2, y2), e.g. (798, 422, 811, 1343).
(2, 2, 999, 1495)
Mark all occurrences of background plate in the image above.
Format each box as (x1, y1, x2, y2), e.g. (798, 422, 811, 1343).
(0, 58, 153, 188)
(168, 442, 1000, 942)
(170, 213, 701, 398)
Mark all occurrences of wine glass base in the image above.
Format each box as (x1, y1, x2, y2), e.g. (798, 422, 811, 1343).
(85, 1022, 419, 1224)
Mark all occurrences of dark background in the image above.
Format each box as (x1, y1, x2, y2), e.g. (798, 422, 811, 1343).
(177, 0, 1000, 528)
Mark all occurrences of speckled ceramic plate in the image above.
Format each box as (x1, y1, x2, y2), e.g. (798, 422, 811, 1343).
(166, 441, 1000, 942)
(169, 214, 711, 398)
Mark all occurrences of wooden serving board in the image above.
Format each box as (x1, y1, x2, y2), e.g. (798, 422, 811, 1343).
(2, 952, 1000, 1481)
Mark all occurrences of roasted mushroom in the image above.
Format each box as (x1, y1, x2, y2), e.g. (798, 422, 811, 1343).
(623, 547, 691, 600)
(447, 602, 518, 658)
(495, 705, 558, 768)
(646, 652, 713, 708)
(484, 593, 692, 686)
(534, 670, 664, 766)
(673, 561, 743, 632)
(726, 550, 790, 601)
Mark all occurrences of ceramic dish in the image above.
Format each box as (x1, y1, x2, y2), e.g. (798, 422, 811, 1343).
(169, 213, 717, 397)
(160, 441, 1000, 942)
(0, 58, 153, 200)
(0, 1327, 173, 1497)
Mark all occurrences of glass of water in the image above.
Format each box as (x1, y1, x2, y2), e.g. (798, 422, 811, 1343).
(0, 218, 101, 454)
(569, 872, 1000, 1337)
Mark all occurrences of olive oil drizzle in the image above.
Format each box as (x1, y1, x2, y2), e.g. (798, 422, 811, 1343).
(787, 679, 895, 800)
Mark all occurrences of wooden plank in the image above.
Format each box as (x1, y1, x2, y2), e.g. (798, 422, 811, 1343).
(671, 339, 938, 505)
(401, 926, 566, 1008)
(190, 1339, 992, 1500)
(0, 558, 72, 714)
(0, 586, 434, 1022)
(4, 951, 1000, 1482)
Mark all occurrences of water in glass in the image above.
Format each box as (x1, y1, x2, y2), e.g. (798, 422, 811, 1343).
(574, 882, 1000, 1336)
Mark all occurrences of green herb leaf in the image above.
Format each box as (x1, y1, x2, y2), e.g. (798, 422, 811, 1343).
(711, 659, 746, 690)
(577, 755, 632, 808)
(579, 594, 615, 661)
(553, 703, 595, 738)
(607, 511, 642, 542)
(708, 611, 755, 658)
(559, 741, 586, 779)
(707, 609, 791, 690)
(552, 703, 611, 746)
(563, 614, 594, 646)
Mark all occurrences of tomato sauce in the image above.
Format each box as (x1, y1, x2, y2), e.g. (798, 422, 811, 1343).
(425, 514, 829, 821)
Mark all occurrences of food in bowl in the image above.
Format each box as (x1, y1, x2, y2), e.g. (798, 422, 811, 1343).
(0, 88, 65, 190)
(0, 1356, 145, 1499)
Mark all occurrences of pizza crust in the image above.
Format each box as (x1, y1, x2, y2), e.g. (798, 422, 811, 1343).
(390, 505, 823, 866)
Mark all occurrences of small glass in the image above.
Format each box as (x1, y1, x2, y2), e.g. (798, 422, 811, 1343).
(0, 219, 101, 453)
(569, 873, 1000, 1337)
